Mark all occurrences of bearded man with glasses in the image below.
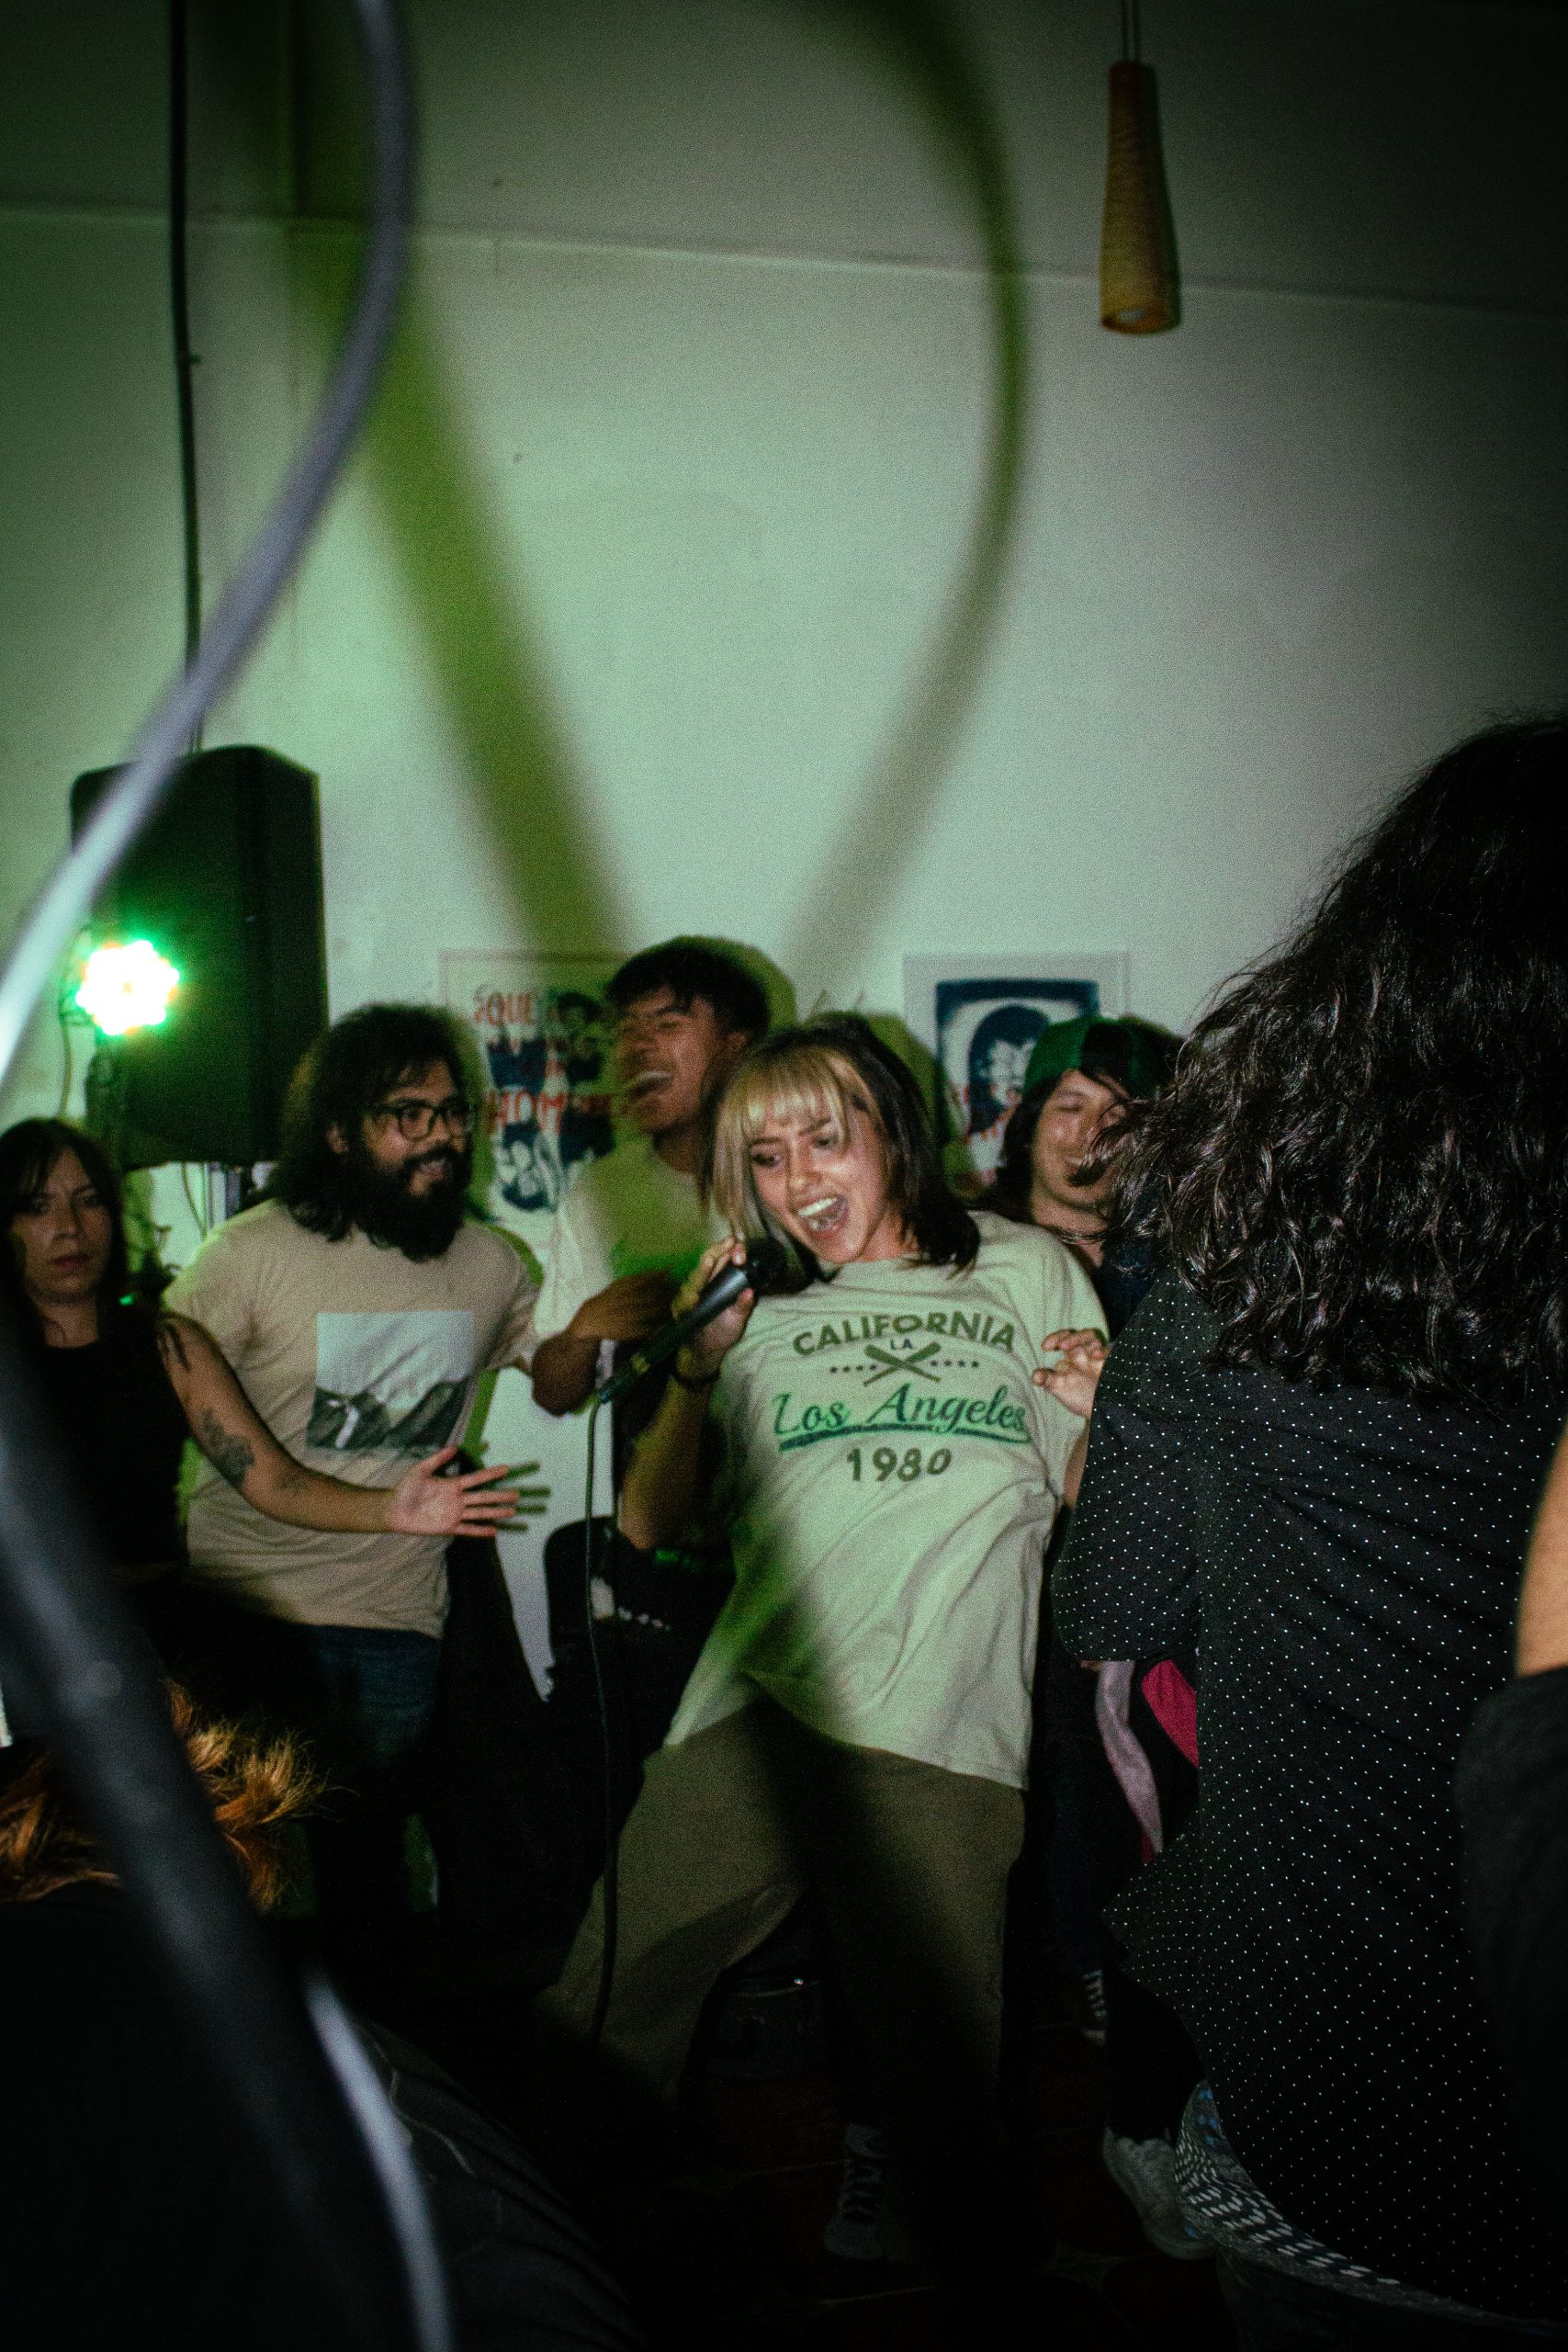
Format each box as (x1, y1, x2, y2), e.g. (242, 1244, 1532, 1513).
(166, 1002, 541, 2001)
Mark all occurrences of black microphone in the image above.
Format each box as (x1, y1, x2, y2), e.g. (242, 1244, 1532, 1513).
(595, 1238, 792, 1406)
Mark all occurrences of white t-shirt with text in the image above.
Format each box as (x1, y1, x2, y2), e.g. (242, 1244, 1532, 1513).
(666, 1212, 1104, 1788)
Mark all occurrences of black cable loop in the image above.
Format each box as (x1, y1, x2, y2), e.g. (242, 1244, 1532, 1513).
(0, 0, 413, 1089)
(0, 6, 448, 2346)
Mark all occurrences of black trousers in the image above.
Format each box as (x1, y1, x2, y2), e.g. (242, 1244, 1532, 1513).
(1103, 1956, 1201, 2142)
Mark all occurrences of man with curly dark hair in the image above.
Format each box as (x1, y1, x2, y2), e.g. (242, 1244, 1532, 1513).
(1057, 716, 1568, 2344)
(164, 1002, 542, 1998)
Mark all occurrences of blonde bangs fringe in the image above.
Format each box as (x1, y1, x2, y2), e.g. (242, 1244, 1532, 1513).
(710, 1043, 871, 1234)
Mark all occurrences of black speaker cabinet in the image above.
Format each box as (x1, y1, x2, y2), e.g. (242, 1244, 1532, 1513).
(70, 746, 327, 1170)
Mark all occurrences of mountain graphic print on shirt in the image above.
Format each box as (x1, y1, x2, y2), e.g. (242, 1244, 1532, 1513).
(306, 1310, 477, 1456)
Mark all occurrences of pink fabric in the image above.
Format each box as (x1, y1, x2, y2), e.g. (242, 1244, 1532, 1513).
(1094, 1660, 1165, 1853)
(1140, 1658, 1198, 1767)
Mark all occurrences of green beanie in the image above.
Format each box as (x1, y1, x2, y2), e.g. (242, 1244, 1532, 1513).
(1022, 1013, 1174, 1102)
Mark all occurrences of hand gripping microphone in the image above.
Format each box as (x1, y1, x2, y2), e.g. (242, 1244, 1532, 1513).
(595, 1238, 792, 1406)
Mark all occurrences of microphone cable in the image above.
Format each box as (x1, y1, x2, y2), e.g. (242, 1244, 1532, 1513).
(582, 1392, 622, 2053)
(579, 1247, 787, 2056)
(0, 6, 450, 2348)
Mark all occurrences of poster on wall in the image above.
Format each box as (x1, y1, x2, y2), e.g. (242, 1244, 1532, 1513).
(902, 953, 1128, 1186)
(442, 950, 624, 1687)
(442, 950, 622, 1253)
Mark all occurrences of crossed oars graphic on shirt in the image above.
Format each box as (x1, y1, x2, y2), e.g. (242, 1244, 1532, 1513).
(863, 1340, 942, 1384)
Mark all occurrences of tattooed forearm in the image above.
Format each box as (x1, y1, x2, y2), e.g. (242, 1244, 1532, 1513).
(198, 1410, 256, 1491)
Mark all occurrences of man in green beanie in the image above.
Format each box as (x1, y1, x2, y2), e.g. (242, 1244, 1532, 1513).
(996, 1007, 1201, 2263)
(993, 1014, 1178, 1295)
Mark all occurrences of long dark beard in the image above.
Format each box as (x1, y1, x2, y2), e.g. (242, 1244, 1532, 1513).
(347, 1136, 473, 1261)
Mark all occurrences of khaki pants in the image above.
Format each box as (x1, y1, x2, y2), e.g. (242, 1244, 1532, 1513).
(539, 1701, 1024, 2278)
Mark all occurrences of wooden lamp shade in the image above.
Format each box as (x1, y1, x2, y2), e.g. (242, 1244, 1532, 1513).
(1100, 60, 1178, 334)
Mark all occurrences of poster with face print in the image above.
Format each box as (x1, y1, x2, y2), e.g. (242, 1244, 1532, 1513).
(902, 955, 1129, 1186)
(443, 950, 626, 1689)
(443, 951, 622, 1242)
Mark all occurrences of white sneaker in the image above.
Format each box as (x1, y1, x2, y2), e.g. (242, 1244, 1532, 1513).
(823, 2121, 887, 2261)
(1100, 2129, 1213, 2262)
(1067, 1967, 1109, 2045)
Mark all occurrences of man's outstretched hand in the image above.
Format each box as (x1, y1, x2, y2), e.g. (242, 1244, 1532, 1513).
(386, 1446, 551, 1536)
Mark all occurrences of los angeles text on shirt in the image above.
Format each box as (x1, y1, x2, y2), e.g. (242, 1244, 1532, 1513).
(772, 1382, 1031, 1451)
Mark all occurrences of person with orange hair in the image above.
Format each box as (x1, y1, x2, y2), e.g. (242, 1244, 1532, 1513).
(0, 1690, 333, 2349)
(0, 1687, 645, 2352)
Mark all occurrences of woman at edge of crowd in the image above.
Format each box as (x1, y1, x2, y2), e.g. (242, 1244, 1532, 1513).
(0, 1116, 528, 1673)
(1459, 1413, 1568, 2262)
(536, 1012, 1103, 2318)
(1055, 715, 1568, 2345)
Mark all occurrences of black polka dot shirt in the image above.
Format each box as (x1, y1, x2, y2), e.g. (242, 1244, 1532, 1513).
(1055, 1273, 1568, 2323)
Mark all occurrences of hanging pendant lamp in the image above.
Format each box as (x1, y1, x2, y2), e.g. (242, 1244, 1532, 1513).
(1100, 4, 1179, 334)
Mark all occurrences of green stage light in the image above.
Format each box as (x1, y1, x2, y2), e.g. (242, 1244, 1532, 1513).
(74, 940, 182, 1036)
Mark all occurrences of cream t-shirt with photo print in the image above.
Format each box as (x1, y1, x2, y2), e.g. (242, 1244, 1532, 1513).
(166, 1200, 537, 1637)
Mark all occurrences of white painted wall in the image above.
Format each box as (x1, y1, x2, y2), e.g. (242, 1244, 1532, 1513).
(4, 0, 1563, 1100)
(2, 0, 1564, 1665)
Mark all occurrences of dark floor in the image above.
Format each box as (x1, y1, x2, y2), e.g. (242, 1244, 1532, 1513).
(381, 1874, 1238, 2352)
(549, 1970, 1239, 2352)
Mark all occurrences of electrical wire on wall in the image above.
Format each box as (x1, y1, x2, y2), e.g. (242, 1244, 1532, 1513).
(168, 0, 204, 726)
(53, 927, 94, 1118)
(0, 6, 451, 2348)
(179, 1159, 210, 1239)
(55, 1001, 74, 1118)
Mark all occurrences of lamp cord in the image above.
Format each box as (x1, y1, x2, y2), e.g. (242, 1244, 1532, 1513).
(168, 0, 203, 729)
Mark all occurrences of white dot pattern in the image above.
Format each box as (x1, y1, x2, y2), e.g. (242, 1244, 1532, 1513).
(1055, 1274, 1568, 2323)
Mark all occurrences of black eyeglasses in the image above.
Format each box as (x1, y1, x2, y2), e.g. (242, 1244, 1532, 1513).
(370, 1093, 474, 1141)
